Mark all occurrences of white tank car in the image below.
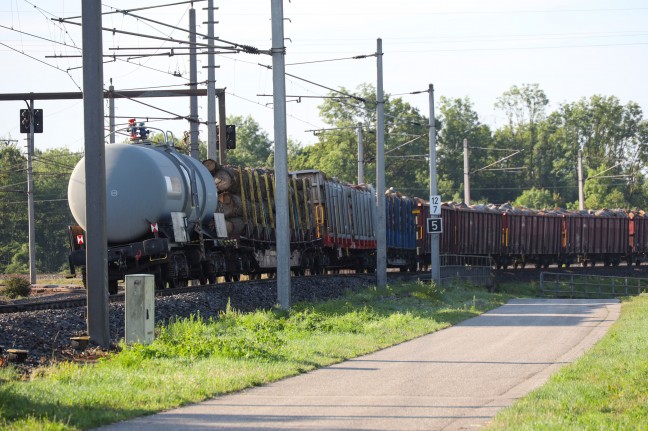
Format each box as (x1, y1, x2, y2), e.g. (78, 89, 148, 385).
(68, 143, 218, 244)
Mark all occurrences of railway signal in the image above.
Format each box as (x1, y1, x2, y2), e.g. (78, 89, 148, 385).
(18, 109, 43, 133)
(216, 124, 236, 149)
(19, 109, 30, 133)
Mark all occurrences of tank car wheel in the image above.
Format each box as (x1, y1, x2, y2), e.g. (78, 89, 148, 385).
(80, 268, 87, 288)
(155, 275, 166, 290)
(108, 280, 119, 295)
(311, 257, 321, 275)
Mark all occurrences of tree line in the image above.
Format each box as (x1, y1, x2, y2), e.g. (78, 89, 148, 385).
(289, 83, 648, 210)
(1, 83, 646, 274)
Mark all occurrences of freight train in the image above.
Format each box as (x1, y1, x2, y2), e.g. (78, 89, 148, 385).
(67, 122, 647, 293)
(67, 122, 419, 293)
(414, 202, 646, 270)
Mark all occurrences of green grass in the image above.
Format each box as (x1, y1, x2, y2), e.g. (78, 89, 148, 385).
(486, 293, 648, 431)
(0, 281, 510, 431)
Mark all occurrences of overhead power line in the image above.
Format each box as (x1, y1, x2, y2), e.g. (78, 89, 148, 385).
(0, 41, 81, 90)
(286, 53, 376, 66)
(61, 0, 207, 19)
(0, 24, 80, 50)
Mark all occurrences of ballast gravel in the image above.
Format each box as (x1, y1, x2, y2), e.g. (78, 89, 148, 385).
(0, 276, 375, 373)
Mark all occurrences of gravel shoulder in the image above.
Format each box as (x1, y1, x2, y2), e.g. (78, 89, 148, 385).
(0, 276, 375, 372)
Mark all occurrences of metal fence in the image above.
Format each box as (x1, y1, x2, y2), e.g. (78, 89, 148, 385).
(439, 254, 494, 288)
(540, 272, 648, 298)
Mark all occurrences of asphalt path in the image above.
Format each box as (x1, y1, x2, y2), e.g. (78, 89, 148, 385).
(96, 298, 620, 431)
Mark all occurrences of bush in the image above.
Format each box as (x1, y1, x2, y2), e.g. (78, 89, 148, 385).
(1, 275, 32, 299)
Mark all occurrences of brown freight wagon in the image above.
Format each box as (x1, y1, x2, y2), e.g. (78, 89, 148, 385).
(562, 210, 629, 266)
(501, 209, 563, 268)
(452, 204, 502, 259)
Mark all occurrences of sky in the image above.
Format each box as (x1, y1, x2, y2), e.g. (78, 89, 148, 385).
(0, 0, 647, 154)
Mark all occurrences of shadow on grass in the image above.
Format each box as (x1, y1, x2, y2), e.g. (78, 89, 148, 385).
(0, 382, 154, 430)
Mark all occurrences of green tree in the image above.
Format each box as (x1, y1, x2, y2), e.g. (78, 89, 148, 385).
(513, 187, 561, 209)
(495, 83, 549, 188)
(545, 95, 646, 209)
(32, 149, 83, 272)
(304, 84, 429, 196)
(437, 96, 495, 202)
(0, 140, 28, 273)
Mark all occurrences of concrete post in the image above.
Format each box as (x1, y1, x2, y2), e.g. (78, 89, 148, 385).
(218, 90, 227, 164)
(189, 7, 199, 159)
(375, 39, 387, 290)
(429, 84, 440, 285)
(109, 83, 115, 144)
(357, 122, 364, 184)
(206, 0, 217, 160)
(463, 138, 470, 205)
(578, 149, 584, 210)
(26, 99, 36, 285)
(271, 0, 291, 309)
(82, 0, 110, 348)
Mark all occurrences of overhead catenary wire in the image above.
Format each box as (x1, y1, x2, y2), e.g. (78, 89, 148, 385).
(56, 5, 264, 55)
(22, 0, 80, 48)
(258, 63, 367, 103)
(61, 0, 207, 20)
(286, 53, 376, 66)
(0, 24, 80, 50)
(225, 90, 323, 130)
(0, 41, 82, 91)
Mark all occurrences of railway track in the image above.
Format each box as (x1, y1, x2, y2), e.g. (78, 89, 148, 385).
(4, 265, 647, 315)
(1, 272, 423, 315)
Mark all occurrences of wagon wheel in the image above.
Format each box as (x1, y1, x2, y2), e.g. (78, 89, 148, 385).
(153, 267, 166, 290)
(108, 280, 119, 295)
(168, 277, 187, 289)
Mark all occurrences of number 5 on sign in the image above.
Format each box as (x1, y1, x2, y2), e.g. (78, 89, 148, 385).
(429, 195, 441, 215)
(427, 217, 443, 234)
